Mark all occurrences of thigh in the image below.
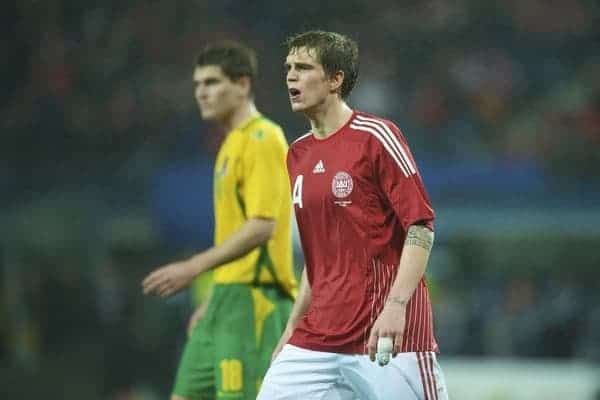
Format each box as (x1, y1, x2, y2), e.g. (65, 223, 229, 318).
(213, 286, 259, 400)
(408, 352, 448, 400)
(172, 315, 215, 400)
(254, 287, 293, 383)
(351, 352, 448, 400)
(172, 285, 259, 400)
(257, 344, 345, 400)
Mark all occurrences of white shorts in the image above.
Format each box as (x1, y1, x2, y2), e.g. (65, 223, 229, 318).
(257, 344, 448, 400)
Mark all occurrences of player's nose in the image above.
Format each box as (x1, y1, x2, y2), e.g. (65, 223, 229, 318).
(195, 88, 208, 101)
(286, 70, 298, 82)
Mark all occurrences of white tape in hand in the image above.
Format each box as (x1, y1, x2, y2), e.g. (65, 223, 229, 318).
(375, 336, 393, 366)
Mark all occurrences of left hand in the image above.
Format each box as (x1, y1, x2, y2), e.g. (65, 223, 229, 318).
(142, 261, 196, 297)
(367, 303, 407, 362)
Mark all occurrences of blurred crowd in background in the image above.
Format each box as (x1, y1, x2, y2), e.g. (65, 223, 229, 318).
(1, 0, 599, 399)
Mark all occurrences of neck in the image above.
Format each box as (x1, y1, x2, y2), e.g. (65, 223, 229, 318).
(221, 101, 259, 132)
(307, 98, 353, 139)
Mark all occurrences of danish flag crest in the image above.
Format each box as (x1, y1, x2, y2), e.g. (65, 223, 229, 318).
(331, 171, 353, 198)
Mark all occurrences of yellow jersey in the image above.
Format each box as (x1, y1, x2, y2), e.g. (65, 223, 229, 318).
(210, 114, 297, 298)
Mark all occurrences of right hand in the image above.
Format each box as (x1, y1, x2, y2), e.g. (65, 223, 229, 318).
(187, 304, 207, 338)
(271, 328, 293, 362)
(142, 260, 197, 298)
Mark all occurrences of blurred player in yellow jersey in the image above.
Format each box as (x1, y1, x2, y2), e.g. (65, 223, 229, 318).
(142, 41, 298, 400)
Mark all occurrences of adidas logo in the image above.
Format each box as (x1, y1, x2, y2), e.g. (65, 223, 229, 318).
(312, 160, 325, 174)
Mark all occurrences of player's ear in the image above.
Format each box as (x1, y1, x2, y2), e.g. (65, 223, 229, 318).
(329, 70, 345, 94)
(237, 76, 252, 97)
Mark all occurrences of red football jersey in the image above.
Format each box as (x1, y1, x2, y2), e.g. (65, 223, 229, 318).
(287, 111, 439, 354)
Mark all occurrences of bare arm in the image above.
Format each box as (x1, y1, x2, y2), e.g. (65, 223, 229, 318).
(384, 224, 433, 308)
(142, 217, 275, 297)
(271, 267, 311, 360)
(187, 217, 275, 275)
(367, 224, 434, 358)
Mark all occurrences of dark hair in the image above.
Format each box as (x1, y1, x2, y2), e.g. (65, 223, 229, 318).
(196, 41, 257, 89)
(286, 30, 359, 99)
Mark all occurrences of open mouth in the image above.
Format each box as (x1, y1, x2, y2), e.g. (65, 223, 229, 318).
(288, 88, 301, 99)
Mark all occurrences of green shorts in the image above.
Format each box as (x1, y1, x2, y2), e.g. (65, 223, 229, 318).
(172, 284, 292, 400)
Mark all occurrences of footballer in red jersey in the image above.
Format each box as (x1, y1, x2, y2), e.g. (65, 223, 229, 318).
(258, 31, 448, 400)
(287, 109, 438, 356)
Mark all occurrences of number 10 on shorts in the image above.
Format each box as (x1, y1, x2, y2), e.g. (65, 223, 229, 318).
(220, 359, 243, 391)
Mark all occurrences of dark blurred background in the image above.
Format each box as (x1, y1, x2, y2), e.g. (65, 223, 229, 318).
(1, 1, 599, 399)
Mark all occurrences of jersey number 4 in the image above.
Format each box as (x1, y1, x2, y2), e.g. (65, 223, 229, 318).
(292, 175, 303, 209)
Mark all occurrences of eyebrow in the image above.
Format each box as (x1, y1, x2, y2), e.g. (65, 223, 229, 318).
(284, 62, 314, 68)
(194, 76, 221, 83)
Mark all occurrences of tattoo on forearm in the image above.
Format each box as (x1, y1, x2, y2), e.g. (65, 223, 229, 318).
(405, 225, 434, 251)
(386, 296, 408, 306)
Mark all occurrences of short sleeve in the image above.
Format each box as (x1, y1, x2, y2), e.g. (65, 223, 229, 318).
(373, 123, 435, 232)
(241, 127, 289, 219)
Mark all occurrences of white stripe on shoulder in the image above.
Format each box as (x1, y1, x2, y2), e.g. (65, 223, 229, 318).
(354, 115, 416, 174)
(351, 118, 412, 175)
(291, 132, 312, 145)
(350, 122, 411, 177)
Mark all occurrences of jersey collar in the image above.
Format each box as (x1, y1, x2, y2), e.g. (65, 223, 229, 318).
(229, 113, 263, 136)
